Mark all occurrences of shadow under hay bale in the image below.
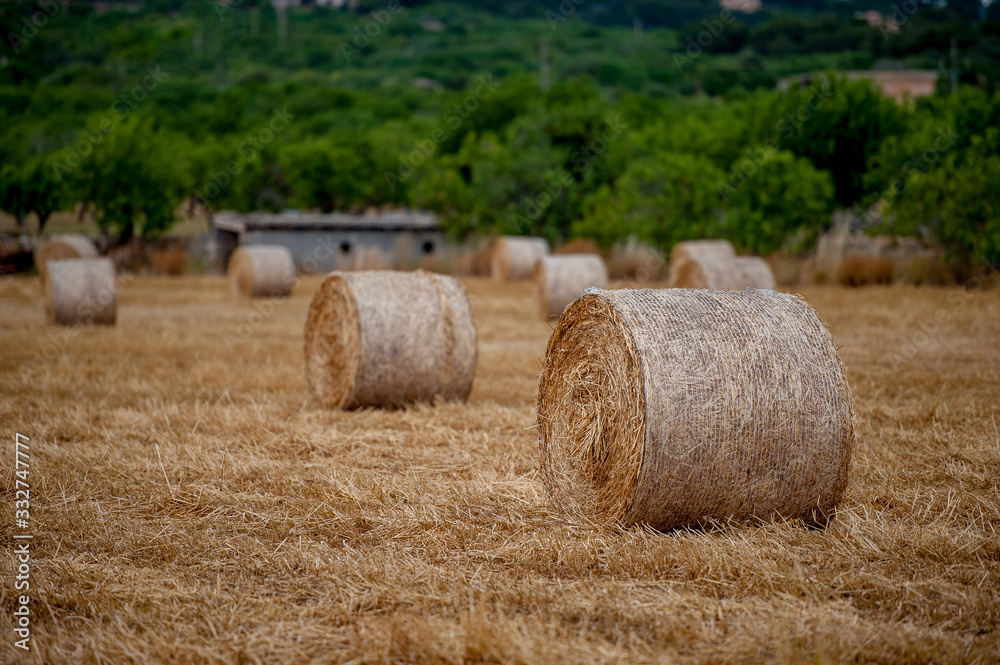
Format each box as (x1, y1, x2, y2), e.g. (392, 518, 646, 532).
(491, 237, 550, 281)
(304, 270, 477, 409)
(228, 245, 297, 298)
(667, 240, 737, 289)
(836, 255, 894, 287)
(534, 254, 608, 319)
(44, 258, 116, 326)
(537, 288, 855, 531)
(35, 234, 99, 287)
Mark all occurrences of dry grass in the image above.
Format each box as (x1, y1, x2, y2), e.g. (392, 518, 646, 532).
(0, 275, 998, 664)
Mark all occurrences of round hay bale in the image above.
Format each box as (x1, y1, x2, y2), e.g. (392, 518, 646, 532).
(667, 240, 738, 289)
(35, 234, 99, 286)
(491, 237, 550, 281)
(228, 245, 296, 298)
(304, 270, 477, 409)
(534, 254, 608, 319)
(537, 287, 855, 530)
(734, 256, 776, 290)
(44, 258, 117, 326)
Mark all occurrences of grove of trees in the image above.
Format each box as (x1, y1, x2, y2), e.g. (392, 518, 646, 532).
(1, 0, 999, 265)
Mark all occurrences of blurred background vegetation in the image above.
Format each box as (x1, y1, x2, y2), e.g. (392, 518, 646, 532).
(1, 0, 999, 265)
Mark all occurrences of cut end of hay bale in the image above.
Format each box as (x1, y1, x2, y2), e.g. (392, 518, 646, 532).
(304, 270, 477, 409)
(538, 287, 855, 531)
(44, 257, 117, 326)
(228, 245, 296, 298)
(534, 254, 609, 319)
(491, 237, 550, 281)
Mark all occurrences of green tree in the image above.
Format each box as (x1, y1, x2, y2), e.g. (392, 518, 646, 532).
(72, 117, 184, 242)
(573, 152, 725, 248)
(719, 148, 835, 254)
(281, 137, 373, 212)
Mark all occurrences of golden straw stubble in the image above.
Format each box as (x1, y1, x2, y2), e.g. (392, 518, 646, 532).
(304, 270, 477, 409)
(537, 287, 855, 530)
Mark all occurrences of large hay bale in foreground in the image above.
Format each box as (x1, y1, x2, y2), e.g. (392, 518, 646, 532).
(228, 245, 296, 298)
(734, 256, 776, 290)
(44, 258, 116, 326)
(304, 271, 477, 409)
(667, 240, 738, 289)
(537, 288, 855, 531)
(36, 234, 99, 286)
(534, 254, 608, 319)
(491, 237, 550, 281)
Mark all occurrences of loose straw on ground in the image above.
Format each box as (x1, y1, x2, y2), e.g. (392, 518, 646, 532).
(491, 237, 550, 281)
(537, 287, 855, 531)
(304, 270, 477, 409)
(534, 254, 608, 319)
(228, 245, 296, 298)
(44, 258, 117, 326)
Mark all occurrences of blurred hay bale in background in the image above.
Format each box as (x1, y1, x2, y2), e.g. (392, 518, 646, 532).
(491, 237, 549, 281)
(44, 257, 116, 326)
(228, 245, 296, 298)
(734, 256, 776, 290)
(304, 270, 477, 409)
(35, 234, 98, 286)
(537, 287, 854, 530)
(667, 240, 738, 289)
(554, 238, 600, 255)
(836, 255, 894, 287)
(766, 251, 803, 287)
(458, 237, 496, 277)
(606, 238, 665, 283)
(534, 254, 608, 319)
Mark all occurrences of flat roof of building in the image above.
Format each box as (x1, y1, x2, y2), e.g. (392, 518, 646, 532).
(214, 210, 440, 233)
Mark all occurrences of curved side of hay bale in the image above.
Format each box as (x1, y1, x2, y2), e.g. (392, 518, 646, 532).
(667, 240, 736, 289)
(228, 245, 296, 298)
(491, 237, 550, 281)
(534, 254, 608, 319)
(36, 234, 99, 286)
(304, 270, 477, 409)
(537, 288, 855, 531)
(734, 256, 776, 290)
(44, 258, 116, 326)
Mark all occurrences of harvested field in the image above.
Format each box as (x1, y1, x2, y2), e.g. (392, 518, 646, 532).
(0, 275, 999, 664)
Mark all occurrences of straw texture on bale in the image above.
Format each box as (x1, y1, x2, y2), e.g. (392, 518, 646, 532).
(491, 237, 550, 281)
(534, 254, 609, 319)
(734, 256, 776, 290)
(304, 270, 477, 409)
(537, 287, 855, 530)
(36, 234, 99, 286)
(44, 258, 117, 326)
(228, 245, 296, 298)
